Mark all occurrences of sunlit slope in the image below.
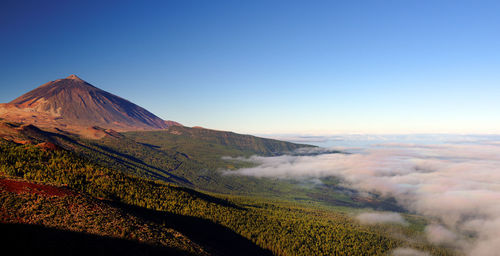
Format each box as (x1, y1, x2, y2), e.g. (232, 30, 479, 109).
(2, 75, 180, 133)
(125, 126, 314, 156)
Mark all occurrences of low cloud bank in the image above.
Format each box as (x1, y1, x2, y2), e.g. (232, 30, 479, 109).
(224, 143, 500, 255)
(262, 134, 500, 148)
(392, 247, 430, 256)
(424, 224, 459, 246)
(356, 212, 408, 225)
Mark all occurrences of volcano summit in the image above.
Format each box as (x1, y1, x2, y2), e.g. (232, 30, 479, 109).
(0, 75, 180, 135)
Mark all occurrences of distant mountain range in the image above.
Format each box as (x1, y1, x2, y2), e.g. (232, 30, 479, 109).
(0, 75, 180, 136)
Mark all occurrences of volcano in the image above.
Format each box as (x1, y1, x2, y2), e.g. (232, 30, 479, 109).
(0, 75, 180, 134)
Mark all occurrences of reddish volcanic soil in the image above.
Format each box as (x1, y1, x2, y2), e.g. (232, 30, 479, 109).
(36, 142, 61, 151)
(0, 178, 75, 197)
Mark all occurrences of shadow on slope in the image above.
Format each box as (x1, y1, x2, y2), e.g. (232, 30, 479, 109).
(113, 202, 273, 256)
(0, 223, 196, 256)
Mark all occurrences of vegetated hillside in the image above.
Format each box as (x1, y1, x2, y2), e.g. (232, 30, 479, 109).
(93, 127, 354, 201)
(126, 126, 314, 157)
(0, 178, 207, 256)
(0, 75, 180, 134)
(0, 120, 399, 210)
(96, 126, 390, 208)
(0, 139, 456, 256)
(0, 121, 283, 192)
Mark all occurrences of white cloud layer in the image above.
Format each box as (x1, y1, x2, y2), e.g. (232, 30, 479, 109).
(392, 247, 430, 256)
(356, 212, 408, 225)
(225, 142, 500, 255)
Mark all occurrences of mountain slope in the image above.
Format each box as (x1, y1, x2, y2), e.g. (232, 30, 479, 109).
(0, 139, 455, 256)
(0, 178, 207, 256)
(2, 75, 180, 133)
(126, 126, 313, 157)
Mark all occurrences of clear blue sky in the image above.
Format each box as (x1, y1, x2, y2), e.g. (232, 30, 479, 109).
(1, 0, 499, 134)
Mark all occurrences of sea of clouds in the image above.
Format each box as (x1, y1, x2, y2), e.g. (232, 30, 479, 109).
(225, 135, 500, 256)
